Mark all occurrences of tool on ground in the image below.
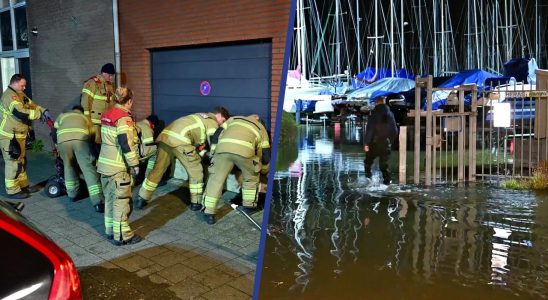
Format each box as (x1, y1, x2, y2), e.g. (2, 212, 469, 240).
(230, 203, 263, 232)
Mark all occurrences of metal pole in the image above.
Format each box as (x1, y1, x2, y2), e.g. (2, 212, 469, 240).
(356, 0, 361, 72)
(230, 204, 262, 232)
(391, 0, 395, 76)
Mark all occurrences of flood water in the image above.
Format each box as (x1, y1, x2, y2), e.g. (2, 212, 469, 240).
(259, 125, 548, 299)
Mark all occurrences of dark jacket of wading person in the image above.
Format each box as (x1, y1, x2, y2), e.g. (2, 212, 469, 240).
(53, 105, 105, 212)
(363, 97, 398, 185)
(97, 87, 141, 246)
(136, 107, 230, 210)
(202, 115, 271, 225)
(0, 74, 48, 199)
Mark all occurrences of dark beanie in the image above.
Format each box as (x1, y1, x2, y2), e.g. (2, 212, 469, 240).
(101, 63, 115, 75)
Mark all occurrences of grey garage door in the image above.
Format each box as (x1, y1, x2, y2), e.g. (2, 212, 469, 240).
(151, 41, 272, 129)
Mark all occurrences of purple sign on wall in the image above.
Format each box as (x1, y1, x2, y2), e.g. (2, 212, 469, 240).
(200, 80, 211, 96)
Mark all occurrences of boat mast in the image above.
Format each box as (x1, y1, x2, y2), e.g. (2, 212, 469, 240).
(335, 0, 341, 80)
(300, 0, 307, 81)
(356, 0, 361, 73)
(418, 0, 423, 75)
(400, 0, 404, 71)
(441, 0, 445, 75)
(390, 0, 395, 76)
(433, 0, 438, 76)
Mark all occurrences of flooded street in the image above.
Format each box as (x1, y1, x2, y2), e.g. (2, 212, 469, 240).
(259, 125, 548, 299)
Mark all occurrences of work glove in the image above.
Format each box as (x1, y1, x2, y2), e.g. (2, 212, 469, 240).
(131, 165, 140, 180)
(40, 109, 52, 123)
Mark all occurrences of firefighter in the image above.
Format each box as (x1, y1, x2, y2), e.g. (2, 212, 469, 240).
(52, 105, 104, 212)
(136, 107, 230, 210)
(81, 63, 116, 158)
(201, 114, 271, 224)
(135, 115, 159, 180)
(97, 87, 141, 245)
(0, 74, 49, 199)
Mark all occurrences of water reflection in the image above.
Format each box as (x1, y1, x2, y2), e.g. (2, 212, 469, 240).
(261, 126, 548, 299)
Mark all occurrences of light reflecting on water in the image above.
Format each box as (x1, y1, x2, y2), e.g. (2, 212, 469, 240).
(260, 126, 548, 299)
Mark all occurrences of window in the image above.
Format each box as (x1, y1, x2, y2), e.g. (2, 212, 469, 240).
(0, 10, 12, 51)
(14, 6, 26, 49)
(0, 1, 27, 52)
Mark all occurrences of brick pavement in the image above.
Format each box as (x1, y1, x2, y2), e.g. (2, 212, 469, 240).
(1, 152, 263, 299)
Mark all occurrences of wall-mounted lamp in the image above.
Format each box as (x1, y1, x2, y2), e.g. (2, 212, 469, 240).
(31, 27, 38, 36)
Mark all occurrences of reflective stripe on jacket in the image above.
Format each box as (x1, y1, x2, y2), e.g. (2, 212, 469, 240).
(80, 75, 114, 125)
(215, 116, 270, 159)
(54, 110, 91, 144)
(0, 87, 43, 139)
(157, 113, 218, 147)
(97, 104, 139, 176)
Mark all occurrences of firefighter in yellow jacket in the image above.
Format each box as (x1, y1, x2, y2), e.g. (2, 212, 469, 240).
(135, 115, 159, 179)
(52, 105, 104, 212)
(97, 87, 141, 245)
(0, 74, 48, 199)
(136, 107, 230, 210)
(202, 115, 270, 224)
(81, 63, 115, 156)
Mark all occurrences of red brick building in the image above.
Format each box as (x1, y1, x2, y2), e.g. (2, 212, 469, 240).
(27, 0, 291, 143)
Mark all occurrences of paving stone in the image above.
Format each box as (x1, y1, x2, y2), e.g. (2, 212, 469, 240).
(181, 255, 223, 272)
(114, 255, 156, 273)
(227, 275, 255, 295)
(193, 267, 236, 289)
(135, 263, 165, 278)
(168, 278, 210, 299)
(149, 250, 190, 267)
(157, 263, 199, 283)
(201, 285, 250, 300)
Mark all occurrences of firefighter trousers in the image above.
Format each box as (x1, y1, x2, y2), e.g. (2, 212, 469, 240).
(101, 171, 134, 241)
(202, 153, 260, 215)
(139, 142, 203, 204)
(0, 138, 28, 195)
(58, 140, 104, 205)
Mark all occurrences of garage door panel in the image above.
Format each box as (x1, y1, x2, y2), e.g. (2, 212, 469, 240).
(154, 78, 270, 98)
(154, 59, 270, 79)
(154, 95, 269, 126)
(153, 43, 271, 64)
(152, 42, 271, 128)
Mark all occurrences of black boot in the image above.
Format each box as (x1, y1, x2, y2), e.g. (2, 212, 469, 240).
(203, 213, 216, 225)
(22, 186, 40, 194)
(106, 234, 114, 240)
(135, 197, 149, 210)
(8, 191, 29, 200)
(94, 203, 105, 213)
(113, 234, 142, 246)
(189, 203, 202, 211)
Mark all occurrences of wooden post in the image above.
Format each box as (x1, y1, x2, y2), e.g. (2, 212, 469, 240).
(458, 89, 465, 182)
(425, 75, 433, 186)
(414, 76, 421, 184)
(399, 126, 407, 184)
(469, 85, 477, 181)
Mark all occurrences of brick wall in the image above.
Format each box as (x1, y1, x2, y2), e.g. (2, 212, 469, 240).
(27, 0, 114, 143)
(118, 0, 291, 132)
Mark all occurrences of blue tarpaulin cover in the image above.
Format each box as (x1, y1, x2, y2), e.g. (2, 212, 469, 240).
(352, 67, 414, 88)
(347, 77, 416, 104)
(431, 69, 501, 109)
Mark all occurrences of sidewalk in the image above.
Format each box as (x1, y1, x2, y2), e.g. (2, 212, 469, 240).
(1, 151, 262, 299)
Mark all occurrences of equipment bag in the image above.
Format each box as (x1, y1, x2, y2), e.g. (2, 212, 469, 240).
(8, 131, 21, 160)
